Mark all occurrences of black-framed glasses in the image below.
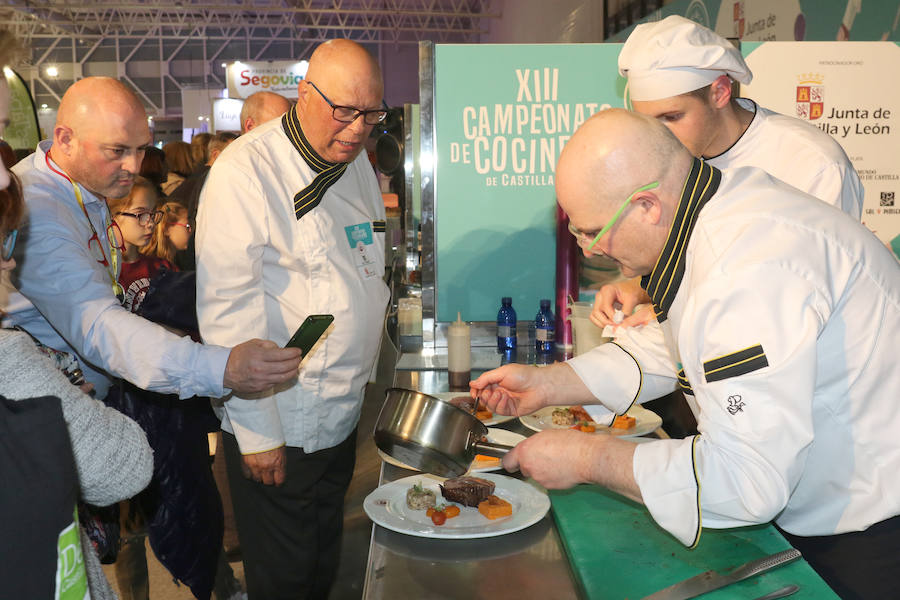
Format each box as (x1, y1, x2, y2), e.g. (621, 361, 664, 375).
(117, 210, 164, 226)
(2, 229, 17, 261)
(307, 80, 389, 125)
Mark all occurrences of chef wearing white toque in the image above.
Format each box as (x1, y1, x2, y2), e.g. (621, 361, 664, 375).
(618, 16, 753, 102)
(591, 15, 865, 331)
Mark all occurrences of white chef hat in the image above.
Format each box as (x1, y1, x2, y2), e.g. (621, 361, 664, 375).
(618, 15, 753, 102)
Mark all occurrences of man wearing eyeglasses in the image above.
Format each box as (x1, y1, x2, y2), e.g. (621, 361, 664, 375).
(196, 39, 390, 599)
(471, 109, 900, 598)
(1, 76, 303, 401)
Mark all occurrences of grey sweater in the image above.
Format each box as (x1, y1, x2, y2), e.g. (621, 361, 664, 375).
(0, 329, 153, 600)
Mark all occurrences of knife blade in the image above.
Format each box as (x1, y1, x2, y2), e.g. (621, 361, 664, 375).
(640, 548, 801, 600)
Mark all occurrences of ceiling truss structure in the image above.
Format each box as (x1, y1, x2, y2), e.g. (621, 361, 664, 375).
(0, 0, 500, 121)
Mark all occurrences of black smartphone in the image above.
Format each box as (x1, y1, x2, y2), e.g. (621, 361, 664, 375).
(285, 314, 334, 354)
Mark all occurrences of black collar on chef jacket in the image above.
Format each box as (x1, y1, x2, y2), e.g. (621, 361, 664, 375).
(282, 105, 349, 220)
(640, 158, 721, 324)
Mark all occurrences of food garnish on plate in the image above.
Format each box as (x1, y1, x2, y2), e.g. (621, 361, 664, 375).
(552, 405, 595, 428)
(473, 454, 501, 467)
(406, 481, 436, 510)
(611, 414, 636, 429)
(405, 476, 514, 526)
(425, 504, 461, 525)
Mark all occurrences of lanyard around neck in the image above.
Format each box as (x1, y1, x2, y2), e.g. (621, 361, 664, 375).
(44, 149, 125, 302)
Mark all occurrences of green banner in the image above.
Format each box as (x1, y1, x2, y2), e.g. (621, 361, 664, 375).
(433, 44, 624, 322)
(3, 68, 40, 152)
(608, 0, 900, 43)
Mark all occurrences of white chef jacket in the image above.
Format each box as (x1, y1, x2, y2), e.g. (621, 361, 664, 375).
(196, 109, 390, 455)
(581, 98, 869, 409)
(0, 141, 230, 400)
(568, 159, 900, 546)
(707, 98, 863, 220)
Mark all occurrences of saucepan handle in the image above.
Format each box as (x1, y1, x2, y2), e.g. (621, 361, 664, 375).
(472, 440, 513, 457)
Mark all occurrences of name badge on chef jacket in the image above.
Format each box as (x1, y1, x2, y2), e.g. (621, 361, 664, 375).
(345, 222, 379, 279)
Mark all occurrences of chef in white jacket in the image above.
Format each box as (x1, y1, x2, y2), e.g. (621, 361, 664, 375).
(196, 40, 390, 599)
(593, 15, 865, 329)
(471, 109, 900, 600)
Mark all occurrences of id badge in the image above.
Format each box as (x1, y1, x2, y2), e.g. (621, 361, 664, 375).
(344, 222, 379, 279)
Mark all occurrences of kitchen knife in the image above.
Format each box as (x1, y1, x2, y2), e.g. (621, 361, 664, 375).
(640, 548, 801, 600)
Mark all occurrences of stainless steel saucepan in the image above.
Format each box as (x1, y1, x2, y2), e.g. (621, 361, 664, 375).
(374, 388, 513, 477)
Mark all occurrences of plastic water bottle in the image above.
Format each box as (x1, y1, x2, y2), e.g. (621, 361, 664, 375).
(496, 297, 517, 351)
(535, 299, 555, 355)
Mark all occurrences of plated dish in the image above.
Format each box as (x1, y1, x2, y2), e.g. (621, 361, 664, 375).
(519, 404, 662, 438)
(377, 428, 526, 473)
(363, 472, 550, 539)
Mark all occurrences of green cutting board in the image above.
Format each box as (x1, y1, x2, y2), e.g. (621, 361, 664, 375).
(550, 486, 839, 600)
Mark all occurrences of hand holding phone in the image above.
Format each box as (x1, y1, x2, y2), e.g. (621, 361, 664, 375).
(285, 314, 334, 355)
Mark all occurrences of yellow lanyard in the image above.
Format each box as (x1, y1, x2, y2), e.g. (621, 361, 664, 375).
(45, 150, 125, 302)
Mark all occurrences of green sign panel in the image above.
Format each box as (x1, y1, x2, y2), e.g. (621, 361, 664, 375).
(433, 43, 624, 322)
(3, 69, 40, 152)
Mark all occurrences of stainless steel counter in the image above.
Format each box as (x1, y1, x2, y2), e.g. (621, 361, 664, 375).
(361, 365, 580, 599)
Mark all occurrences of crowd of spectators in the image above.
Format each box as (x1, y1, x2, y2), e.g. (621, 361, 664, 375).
(0, 25, 352, 599)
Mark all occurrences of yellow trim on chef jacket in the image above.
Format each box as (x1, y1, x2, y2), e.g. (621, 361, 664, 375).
(281, 106, 349, 220)
(690, 434, 703, 548)
(608, 341, 644, 422)
(703, 344, 769, 383)
(641, 159, 721, 324)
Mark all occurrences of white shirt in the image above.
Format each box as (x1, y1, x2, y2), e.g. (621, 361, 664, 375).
(0, 141, 230, 400)
(196, 113, 390, 454)
(569, 160, 900, 546)
(707, 98, 864, 220)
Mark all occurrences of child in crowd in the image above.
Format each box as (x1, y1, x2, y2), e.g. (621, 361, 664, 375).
(142, 201, 191, 264)
(108, 181, 241, 600)
(107, 177, 173, 314)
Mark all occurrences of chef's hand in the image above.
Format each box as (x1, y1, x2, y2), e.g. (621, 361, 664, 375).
(241, 446, 287, 486)
(469, 364, 552, 416)
(471, 362, 598, 416)
(224, 339, 302, 395)
(590, 278, 653, 329)
(503, 429, 600, 489)
(504, 430, 643, 502)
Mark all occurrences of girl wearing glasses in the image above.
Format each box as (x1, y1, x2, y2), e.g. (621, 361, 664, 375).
(108, 176, 174, 314)
(143, 201, 192, 264)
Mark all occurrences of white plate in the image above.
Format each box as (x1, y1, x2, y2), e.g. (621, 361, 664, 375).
(519, 404, 662, 438)
(377, 428, 526, 473)
(429, 392, 518, 426)
(364, 472, 550, 539)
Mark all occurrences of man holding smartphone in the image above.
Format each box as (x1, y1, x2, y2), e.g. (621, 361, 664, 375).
(2, 77, 303, 401)
(196, 39, 390, 599)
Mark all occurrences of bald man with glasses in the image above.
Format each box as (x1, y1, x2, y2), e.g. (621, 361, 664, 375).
(196, 39, 390, 599)
(472, 109, 900, 598)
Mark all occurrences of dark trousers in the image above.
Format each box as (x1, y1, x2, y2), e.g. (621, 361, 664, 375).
(222, 430, 357, 600)
(777, 514, 900, 600)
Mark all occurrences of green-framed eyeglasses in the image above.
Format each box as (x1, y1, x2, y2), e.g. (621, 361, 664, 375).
(568, 181, 660, 251)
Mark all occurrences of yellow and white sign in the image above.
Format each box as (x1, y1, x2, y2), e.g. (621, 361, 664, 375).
(744, 41, 900, 249)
